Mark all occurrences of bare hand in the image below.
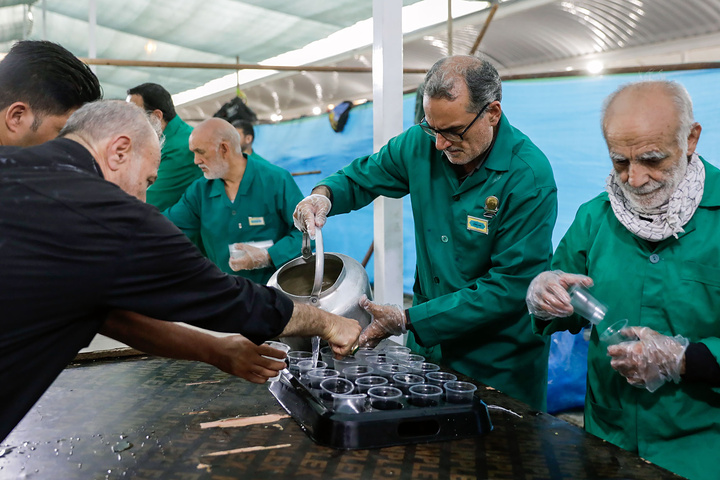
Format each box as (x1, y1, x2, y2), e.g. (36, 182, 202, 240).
(526, 270, 594, 319)
(228, 243, 271, 271)
(213, 335, 287, 384)
(323, 312, 363, 357)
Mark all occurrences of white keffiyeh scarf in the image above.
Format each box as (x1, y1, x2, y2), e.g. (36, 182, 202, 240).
(606, 153, 705, 242)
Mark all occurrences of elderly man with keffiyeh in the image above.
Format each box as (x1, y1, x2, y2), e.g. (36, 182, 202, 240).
(526, 80, 720, 480)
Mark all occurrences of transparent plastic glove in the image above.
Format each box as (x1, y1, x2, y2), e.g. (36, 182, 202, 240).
(357, 294, 407, 348)
(228, 243, 271, 271)
(608, 326, 689, 393)
(293, 194, 331, 240)
(526, 270, 594, 320)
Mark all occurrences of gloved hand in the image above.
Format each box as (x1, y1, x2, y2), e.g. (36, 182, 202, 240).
(293, 193, 331, 240)
(608, 326, 689, 393)
(357, 294, 407, 348)
(228, 243, 271, 271)
(526, 270, 594, 320)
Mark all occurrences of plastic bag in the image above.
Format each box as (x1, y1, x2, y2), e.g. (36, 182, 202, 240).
(546, 330, 588, 414)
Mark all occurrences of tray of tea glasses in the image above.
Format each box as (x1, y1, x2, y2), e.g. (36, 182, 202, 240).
(268, 347, 492, 450)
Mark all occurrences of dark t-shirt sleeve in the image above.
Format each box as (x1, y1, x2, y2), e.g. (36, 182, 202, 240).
(107, 207, 293, 344)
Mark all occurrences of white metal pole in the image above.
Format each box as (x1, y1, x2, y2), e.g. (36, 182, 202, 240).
(371, 0, 404, 315)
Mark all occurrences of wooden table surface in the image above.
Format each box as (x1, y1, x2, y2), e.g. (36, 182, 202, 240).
(0, 356, 684, 479)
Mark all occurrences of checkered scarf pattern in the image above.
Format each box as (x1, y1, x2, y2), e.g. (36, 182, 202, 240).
(606, 153, 705, 241)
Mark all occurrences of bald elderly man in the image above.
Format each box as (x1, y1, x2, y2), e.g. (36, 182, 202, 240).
(164, 118, 303, 284)
(527, 80, 720, 480)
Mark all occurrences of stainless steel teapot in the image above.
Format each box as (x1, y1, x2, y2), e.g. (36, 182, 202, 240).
(267, 229, 372, 350)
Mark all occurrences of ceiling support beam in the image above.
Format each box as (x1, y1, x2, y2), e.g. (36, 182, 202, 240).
(79, 57, 427, 74)
(371, 0, 404, 320)
(469, 1, 499, 55)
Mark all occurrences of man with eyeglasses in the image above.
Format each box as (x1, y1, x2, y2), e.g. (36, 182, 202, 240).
(294, 55, 558, 411)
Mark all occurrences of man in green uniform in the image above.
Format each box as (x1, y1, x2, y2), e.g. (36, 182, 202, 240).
(232, 119, 267, 162)
(127, 83, 202, 211)
(164, 117, 303, 284)
(294, 55, 557, 411)
(527, 80, 720, 480)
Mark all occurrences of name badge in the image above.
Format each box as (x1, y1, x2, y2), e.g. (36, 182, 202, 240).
(248, 217, 265, 226)
(467, 215, 488, 235)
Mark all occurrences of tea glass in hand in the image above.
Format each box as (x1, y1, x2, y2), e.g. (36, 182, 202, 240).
(262, 341, 290, 382)
(567, 284, 607, 325)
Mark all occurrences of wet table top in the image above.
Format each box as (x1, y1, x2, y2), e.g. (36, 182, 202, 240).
(0, 356, 683, 479)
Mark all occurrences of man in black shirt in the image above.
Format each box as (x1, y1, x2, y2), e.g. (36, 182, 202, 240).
(0, 100, 361, 441)
(0, 39, 316, 384)
(0, 40, 101, 146)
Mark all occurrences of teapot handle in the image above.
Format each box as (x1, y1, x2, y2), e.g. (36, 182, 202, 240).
(310, 229, 324, 304)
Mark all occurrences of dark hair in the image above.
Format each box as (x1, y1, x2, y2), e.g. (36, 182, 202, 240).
(231, 119, 254, 139)
(0, 40, 102, 116)
(126, 82, 176, 122)
(424, 55, 502, 113)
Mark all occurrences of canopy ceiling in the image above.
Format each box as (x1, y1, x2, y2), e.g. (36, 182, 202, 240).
(5, 0, 720, 122)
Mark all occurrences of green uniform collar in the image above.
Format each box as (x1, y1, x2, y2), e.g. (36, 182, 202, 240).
(163, 115, 185, 140)
(453, 113, 512, 194)
(207, 153, 255, 200)
(698, 156, 720, 207)
(483, 113, 513, 172)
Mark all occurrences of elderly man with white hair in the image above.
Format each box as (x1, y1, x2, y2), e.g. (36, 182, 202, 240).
(164, 117, 303, 284)
(527, 80, 720, 480)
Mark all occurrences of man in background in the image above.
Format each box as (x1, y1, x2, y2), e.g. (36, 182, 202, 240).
(165, 118, 303, 284)
(127, 82, 201, 210)
(0, 40, 101, 146)
(232, 119, 265, 161)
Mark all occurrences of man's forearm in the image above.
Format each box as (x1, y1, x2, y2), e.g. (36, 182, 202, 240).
(280, 303, 361, 356)
(100, 310, 219, 365)
(279, 303, 330, 338)
(311, 185, 333, 204)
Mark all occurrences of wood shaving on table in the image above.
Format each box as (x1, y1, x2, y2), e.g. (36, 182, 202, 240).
(200, 413, 289, 429)
(203, 444, 291, 457)
(186, 380, 222, 386)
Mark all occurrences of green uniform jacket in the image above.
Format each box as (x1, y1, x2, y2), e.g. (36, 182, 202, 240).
(248, 151, 267, 163)
(146, 115, 202, 211)
(163, 155, 304, 284)
(320, 115, 557, 410)
(533, 158, 720, 480)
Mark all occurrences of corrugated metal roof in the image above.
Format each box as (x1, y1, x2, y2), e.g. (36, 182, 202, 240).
(4, 0, 720, 121)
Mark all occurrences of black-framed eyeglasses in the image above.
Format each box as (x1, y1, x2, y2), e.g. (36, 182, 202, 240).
(419, 102, 491, 142)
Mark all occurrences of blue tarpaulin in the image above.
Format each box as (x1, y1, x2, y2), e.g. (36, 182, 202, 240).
(253, 69, 720, 413)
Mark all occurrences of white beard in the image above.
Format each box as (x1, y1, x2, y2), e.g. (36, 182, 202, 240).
(617, 157, 688, 212)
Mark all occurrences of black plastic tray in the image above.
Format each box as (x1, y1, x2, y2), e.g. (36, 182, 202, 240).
(268, 372, 493, 450)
